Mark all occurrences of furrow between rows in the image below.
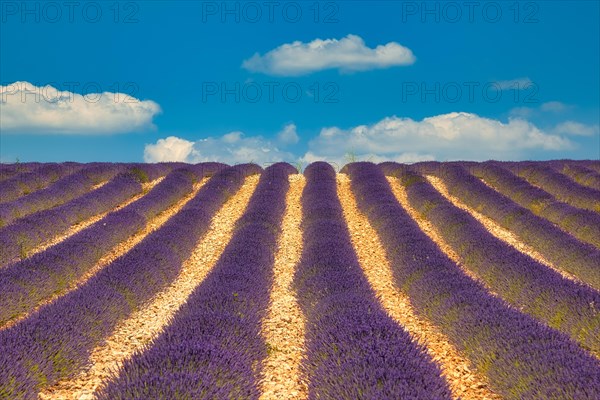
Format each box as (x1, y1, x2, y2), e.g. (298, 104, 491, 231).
(417, 163, 600, 289)
(0, 178, 206, 331)
(337, 174, 499, 400)
(0, 164, 260, 399)
(474, 163, 600, 249)
(345, 162, 600, 399)
(96, 163, 291, 399)
(512, 163, 600, 213)
(25, 178, 164, 260)
(387, 168, 600, 357)
(294, 162, 452, 399)
(0, 164, 121, 229)
(385, 176, 499, 298)
(0, 163, 82, 204)
(559, 164, 600, 191)
(259, 175, 308, 400)
(425, 175, 585, 286)
(38, 175, 260, 399)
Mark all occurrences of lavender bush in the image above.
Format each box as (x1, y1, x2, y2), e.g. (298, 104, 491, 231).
(293, 162, 451, 399)
(0, 164, 260, 398)
(413, 163, 600, 289)
(391, 165, 600, 355)
(347, 162, 600, 399)
(0, 163, 122, 227)
(97, 163, 293, 399)
(0, 163, 81, 204)
(467, 162, 600, 249)
(0, 165, 223, 326)
(510, 162, 600, 212)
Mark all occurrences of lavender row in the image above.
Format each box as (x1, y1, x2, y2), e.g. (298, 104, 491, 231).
(555, 160, 600, 172)
(509, 162, 600, 212)
(0, 162, 186, 267)
(0, 163, 124, 227)
(0, 163, 35, 182)
(558, 163, 600, 191)
(469, 162, 600, 249)
(388, 164, 600, 355)
(125, 162, 225, 181)
(0, 164, 227, 326)
(0, 164, 260, 398)
(0, 162, 55, 182)
(185, 162, 228, 177)
(134, 162, 206, 179)
(293, 162, 451, 399)
(0, 162, 82, 204)
(118, 162, 225, 219)
(417, 163, 600, 290)
(0, 165, 219, 327)
(0, 161, 176, 224)
(348, 162, 600, 399)
(525, 159, 600, 175)
(98, 163, 294, 399)
(0, 172, 144, 267)
(584, 161, 600, 174)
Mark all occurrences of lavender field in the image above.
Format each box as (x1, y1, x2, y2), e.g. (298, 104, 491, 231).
(0, 160, 599, 399)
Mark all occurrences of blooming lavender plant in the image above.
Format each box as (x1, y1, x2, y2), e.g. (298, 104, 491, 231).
(389, 164, 600, 355)
(0, 172, 143, 267)
(558, 163, 600, 191)
(468, 161, 600, 249)
(0, 163, 123, 227)
(509, 162, 600, 212)
(347, 162, 600, 399)
(410, 162, 600, 290)
(0, 162, 49, 182)
(0, 164, 260, 399)
(97, 163, 293, 399)
(0, 165, 228, 327)
(0, 163, 81, 204)
(293, 162, 451, 399)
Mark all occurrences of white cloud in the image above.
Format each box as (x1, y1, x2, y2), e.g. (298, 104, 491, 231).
(144, 114, 590, 166)
(303, 112, 575, 164)
(494, 77, 533, 90)
(144, 126, 296, 164)
(276, 123, 299, 145)
(0, 81, 161, 134)
(540, 101, 569, 113)
(508, 106, 535, 118)
(510, 101, 572, 118)
(144, 136, 197, 162)
(553, 121, 599, 136)
(242, 34, 415, 76)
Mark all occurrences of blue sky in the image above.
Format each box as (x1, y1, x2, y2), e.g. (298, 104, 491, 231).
(1, 0, 598, 164)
